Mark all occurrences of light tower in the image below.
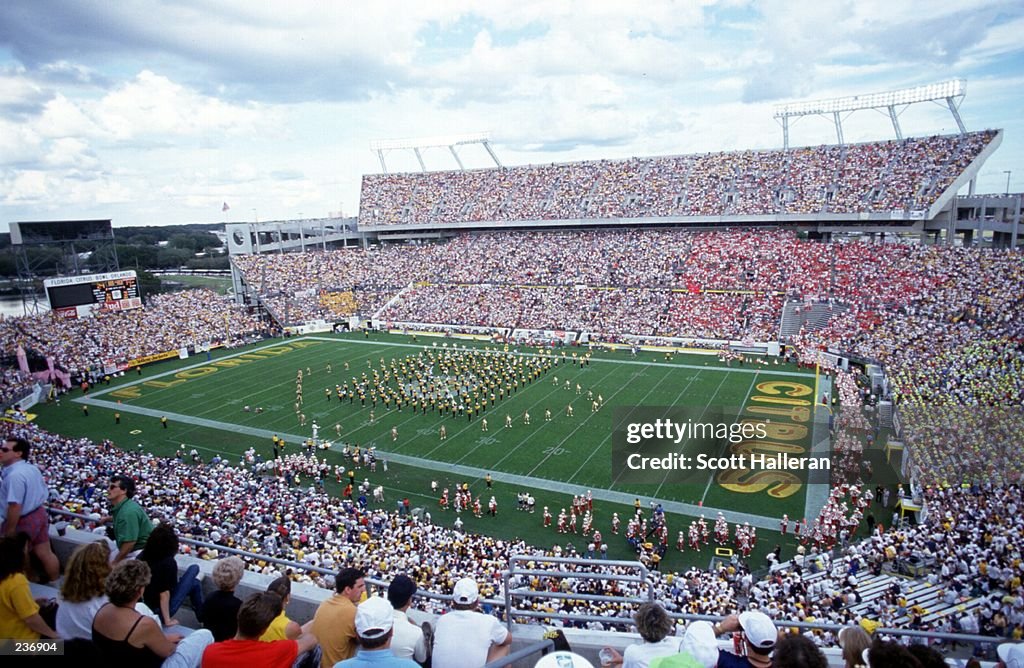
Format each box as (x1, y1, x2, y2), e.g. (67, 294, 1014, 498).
(773, 79, 967, 149)
(369, 132, 502, 173)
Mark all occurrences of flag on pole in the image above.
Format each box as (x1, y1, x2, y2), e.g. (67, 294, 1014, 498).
(222, 202, 230, 212)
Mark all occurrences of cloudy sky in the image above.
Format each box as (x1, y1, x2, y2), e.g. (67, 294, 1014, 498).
(1, 0, 1022, 230)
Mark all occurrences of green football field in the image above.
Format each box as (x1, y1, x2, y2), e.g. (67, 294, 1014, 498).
(33, 331, 836, 571)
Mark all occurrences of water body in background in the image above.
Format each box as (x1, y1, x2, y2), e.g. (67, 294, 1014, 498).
(0, 297, 35, 318)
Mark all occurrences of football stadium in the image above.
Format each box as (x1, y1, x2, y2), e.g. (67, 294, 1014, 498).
(2, 86, 1023, 665)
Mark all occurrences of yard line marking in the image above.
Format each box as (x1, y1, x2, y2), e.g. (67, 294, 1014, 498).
(521, 368, 635, 479)
(469, 363, 622, 470)
(698, 371, 760, 506)
(650, 370, 732, 501)
(575, 366, 679, 487)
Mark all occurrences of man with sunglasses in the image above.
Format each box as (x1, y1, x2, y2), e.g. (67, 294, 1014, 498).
(101, 474, 153, 563)
(0, 437, 60, 581)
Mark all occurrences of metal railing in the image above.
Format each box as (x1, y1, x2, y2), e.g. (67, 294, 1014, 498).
(484, 639, 554, 668)
(45, 508, 1020, 647)
(504, 555, 653, 633)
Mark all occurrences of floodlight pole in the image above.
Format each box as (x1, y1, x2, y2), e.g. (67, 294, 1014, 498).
(449, 146, 465, 170)
(888, 106, 903, 141)
(482, 139, 503, 168)
(947, 96, 966, 134)
(833, 112, 844, 146)
(370, 132, 501, 172)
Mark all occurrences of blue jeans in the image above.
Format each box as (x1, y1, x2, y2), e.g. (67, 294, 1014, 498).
(162, 628, 214, 668)
(169, 564, 204, 621)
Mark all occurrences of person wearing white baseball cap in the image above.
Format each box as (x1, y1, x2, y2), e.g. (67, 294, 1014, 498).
(535, 651, 595, 668)
(432, 577, 512, 668)
(335, 596, 419, 668)
(710, 610, 778, 668)
(997, 642, 1024, 668)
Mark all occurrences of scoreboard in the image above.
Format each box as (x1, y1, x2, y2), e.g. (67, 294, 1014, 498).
(44, 270, 143, 318)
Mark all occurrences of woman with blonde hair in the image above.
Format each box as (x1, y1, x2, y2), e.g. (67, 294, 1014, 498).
(56, 540, 113, 639)
(839, 626, 872, 668)
(200, 556, 245, 642)
(92, 559, 213, 667)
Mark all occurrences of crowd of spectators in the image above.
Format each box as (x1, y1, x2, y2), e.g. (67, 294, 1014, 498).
(358, 131, 996, 225)
(0, 367, 36, 408)
(785, 243, 1023, 486)
(794, 245, 1023, 406)
(376, 285, 781, 341)
(230, 229, 950, 338)
(11, 418, 1022, 655)
(0, 289, 267, 378)
(231, 228, 1021, 408)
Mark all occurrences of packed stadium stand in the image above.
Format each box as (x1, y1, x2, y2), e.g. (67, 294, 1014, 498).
(359, 131, 998, 226)
(2, 128, 1021, 666)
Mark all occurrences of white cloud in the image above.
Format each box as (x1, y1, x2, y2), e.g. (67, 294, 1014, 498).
(95, 70, 271, 140)
(0, 0, 1022, 225)
(0, 119, 42, 165)
(0, 69, 47, 108)
(2, 170, 51, 204)
(43, 137, 98, 169)
(37, 94, 101, 138)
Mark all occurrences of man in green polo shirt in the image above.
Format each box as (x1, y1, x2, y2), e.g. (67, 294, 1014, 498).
(102, 474, 153, 563)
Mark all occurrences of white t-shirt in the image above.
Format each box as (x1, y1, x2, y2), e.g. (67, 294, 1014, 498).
(390, 609, 428, 663)
(55, 596, 161, 639)
(623, 636, 683, 668)
(56, 596, 107, 640)
(432, 608, 508, 668)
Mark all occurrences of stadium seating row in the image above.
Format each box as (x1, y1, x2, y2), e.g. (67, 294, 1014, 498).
(358, 132, 996, 225)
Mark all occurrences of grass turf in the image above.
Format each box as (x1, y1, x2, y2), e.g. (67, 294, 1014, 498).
(33, 331, 833, 571)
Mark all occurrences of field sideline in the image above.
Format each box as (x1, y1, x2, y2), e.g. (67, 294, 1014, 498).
(35, 331, 833, 571)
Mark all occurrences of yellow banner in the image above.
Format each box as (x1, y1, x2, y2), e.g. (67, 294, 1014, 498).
(127, 349, 179, 367)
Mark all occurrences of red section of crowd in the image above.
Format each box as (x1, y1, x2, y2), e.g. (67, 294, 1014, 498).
(233, 230, 1022, 407)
